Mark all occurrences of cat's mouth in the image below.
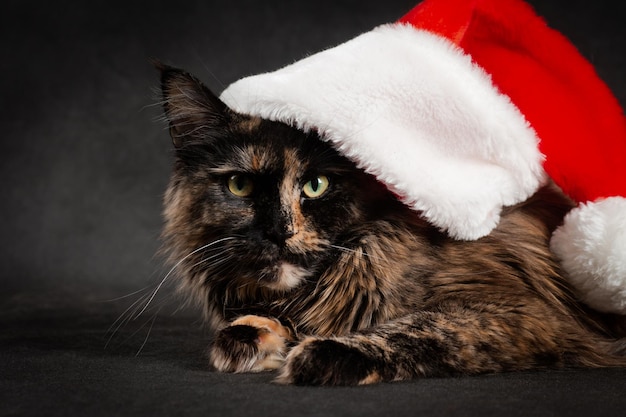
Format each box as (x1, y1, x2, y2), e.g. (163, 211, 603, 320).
(258, 261, 312, 291)
(240, 234, 329, 291)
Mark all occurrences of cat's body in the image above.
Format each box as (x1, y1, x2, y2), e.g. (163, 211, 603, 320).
(159, 65, 626, 385)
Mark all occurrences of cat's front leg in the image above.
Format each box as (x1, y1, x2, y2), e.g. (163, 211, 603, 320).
(278, 309, 569, 386)
(277, 335, 387, 385)
(210, 315, 294, 373)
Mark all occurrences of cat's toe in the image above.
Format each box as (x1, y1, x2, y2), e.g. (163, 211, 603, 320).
(277, 337, 383, 386)
(210, 321, 287, 373)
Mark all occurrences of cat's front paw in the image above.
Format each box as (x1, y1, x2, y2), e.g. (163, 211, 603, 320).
(209, 315, 292, 373)
(277, 337, 384, 386)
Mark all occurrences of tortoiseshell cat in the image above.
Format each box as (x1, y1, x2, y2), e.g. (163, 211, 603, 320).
(158, 65, 626, 385)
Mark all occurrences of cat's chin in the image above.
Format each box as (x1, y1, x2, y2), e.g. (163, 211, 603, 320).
(261, 262, 311, 292)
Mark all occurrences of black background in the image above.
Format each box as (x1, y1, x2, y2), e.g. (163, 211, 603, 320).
(2, 1, 625, 416)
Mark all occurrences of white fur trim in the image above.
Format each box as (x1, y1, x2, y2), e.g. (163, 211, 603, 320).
(551, 197, 626, 314)
(221, 23, 546, 239)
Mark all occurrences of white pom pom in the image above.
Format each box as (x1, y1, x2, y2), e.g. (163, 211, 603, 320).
(550, 197, 626, 314)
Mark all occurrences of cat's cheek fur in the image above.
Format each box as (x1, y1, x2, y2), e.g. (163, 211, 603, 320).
(209, 316, 291, 373)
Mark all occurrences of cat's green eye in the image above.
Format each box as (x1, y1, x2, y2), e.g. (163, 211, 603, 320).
(227, 174, 254, 197)
(302, 175, 330, 199)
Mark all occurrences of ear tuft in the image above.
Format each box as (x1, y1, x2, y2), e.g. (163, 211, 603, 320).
(156, 61, 229, 146)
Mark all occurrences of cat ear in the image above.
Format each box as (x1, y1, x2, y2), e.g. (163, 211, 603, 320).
(155, 61, 229, 147)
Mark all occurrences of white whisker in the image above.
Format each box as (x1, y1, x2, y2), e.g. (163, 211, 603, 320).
(134, 237, 238, 319)
(135, 307, 162, 356)
(189, 250, 233, 270)
(100, 285, 155, 303)
(106, 236, 242, 351)
(105, 291, 153, 349)
(111, 304, 163, 353)
(328, 244, 381, 261)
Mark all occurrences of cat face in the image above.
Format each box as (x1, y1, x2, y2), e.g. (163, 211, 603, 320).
(159, 66, 392, 293)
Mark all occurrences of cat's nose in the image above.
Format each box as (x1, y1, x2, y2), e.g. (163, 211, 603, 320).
(264, 225, 294, 246)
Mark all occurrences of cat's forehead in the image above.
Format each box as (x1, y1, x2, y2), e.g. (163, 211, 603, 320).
(210, 113, 350, 176)
(232, 144, 304, 177)
(219, 115, 308, 175)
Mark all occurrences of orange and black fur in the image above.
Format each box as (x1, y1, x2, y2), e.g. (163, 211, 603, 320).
(158, 65, 626, 386)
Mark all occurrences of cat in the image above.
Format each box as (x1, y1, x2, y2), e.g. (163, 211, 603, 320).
(157, 64, 626, 386)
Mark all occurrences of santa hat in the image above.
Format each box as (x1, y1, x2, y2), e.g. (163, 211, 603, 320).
(220, 0, 626, 314)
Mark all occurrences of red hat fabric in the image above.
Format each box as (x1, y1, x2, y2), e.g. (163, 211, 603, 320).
(220, 0, 626, 313)
(400, 0, 626, 203)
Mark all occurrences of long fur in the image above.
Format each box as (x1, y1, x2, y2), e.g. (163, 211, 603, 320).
(157, 64, 626, 386)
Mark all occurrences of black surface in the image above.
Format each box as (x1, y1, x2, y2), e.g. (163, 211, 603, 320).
(2, 1, 625, 416)
(3, 306, 626, 417)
